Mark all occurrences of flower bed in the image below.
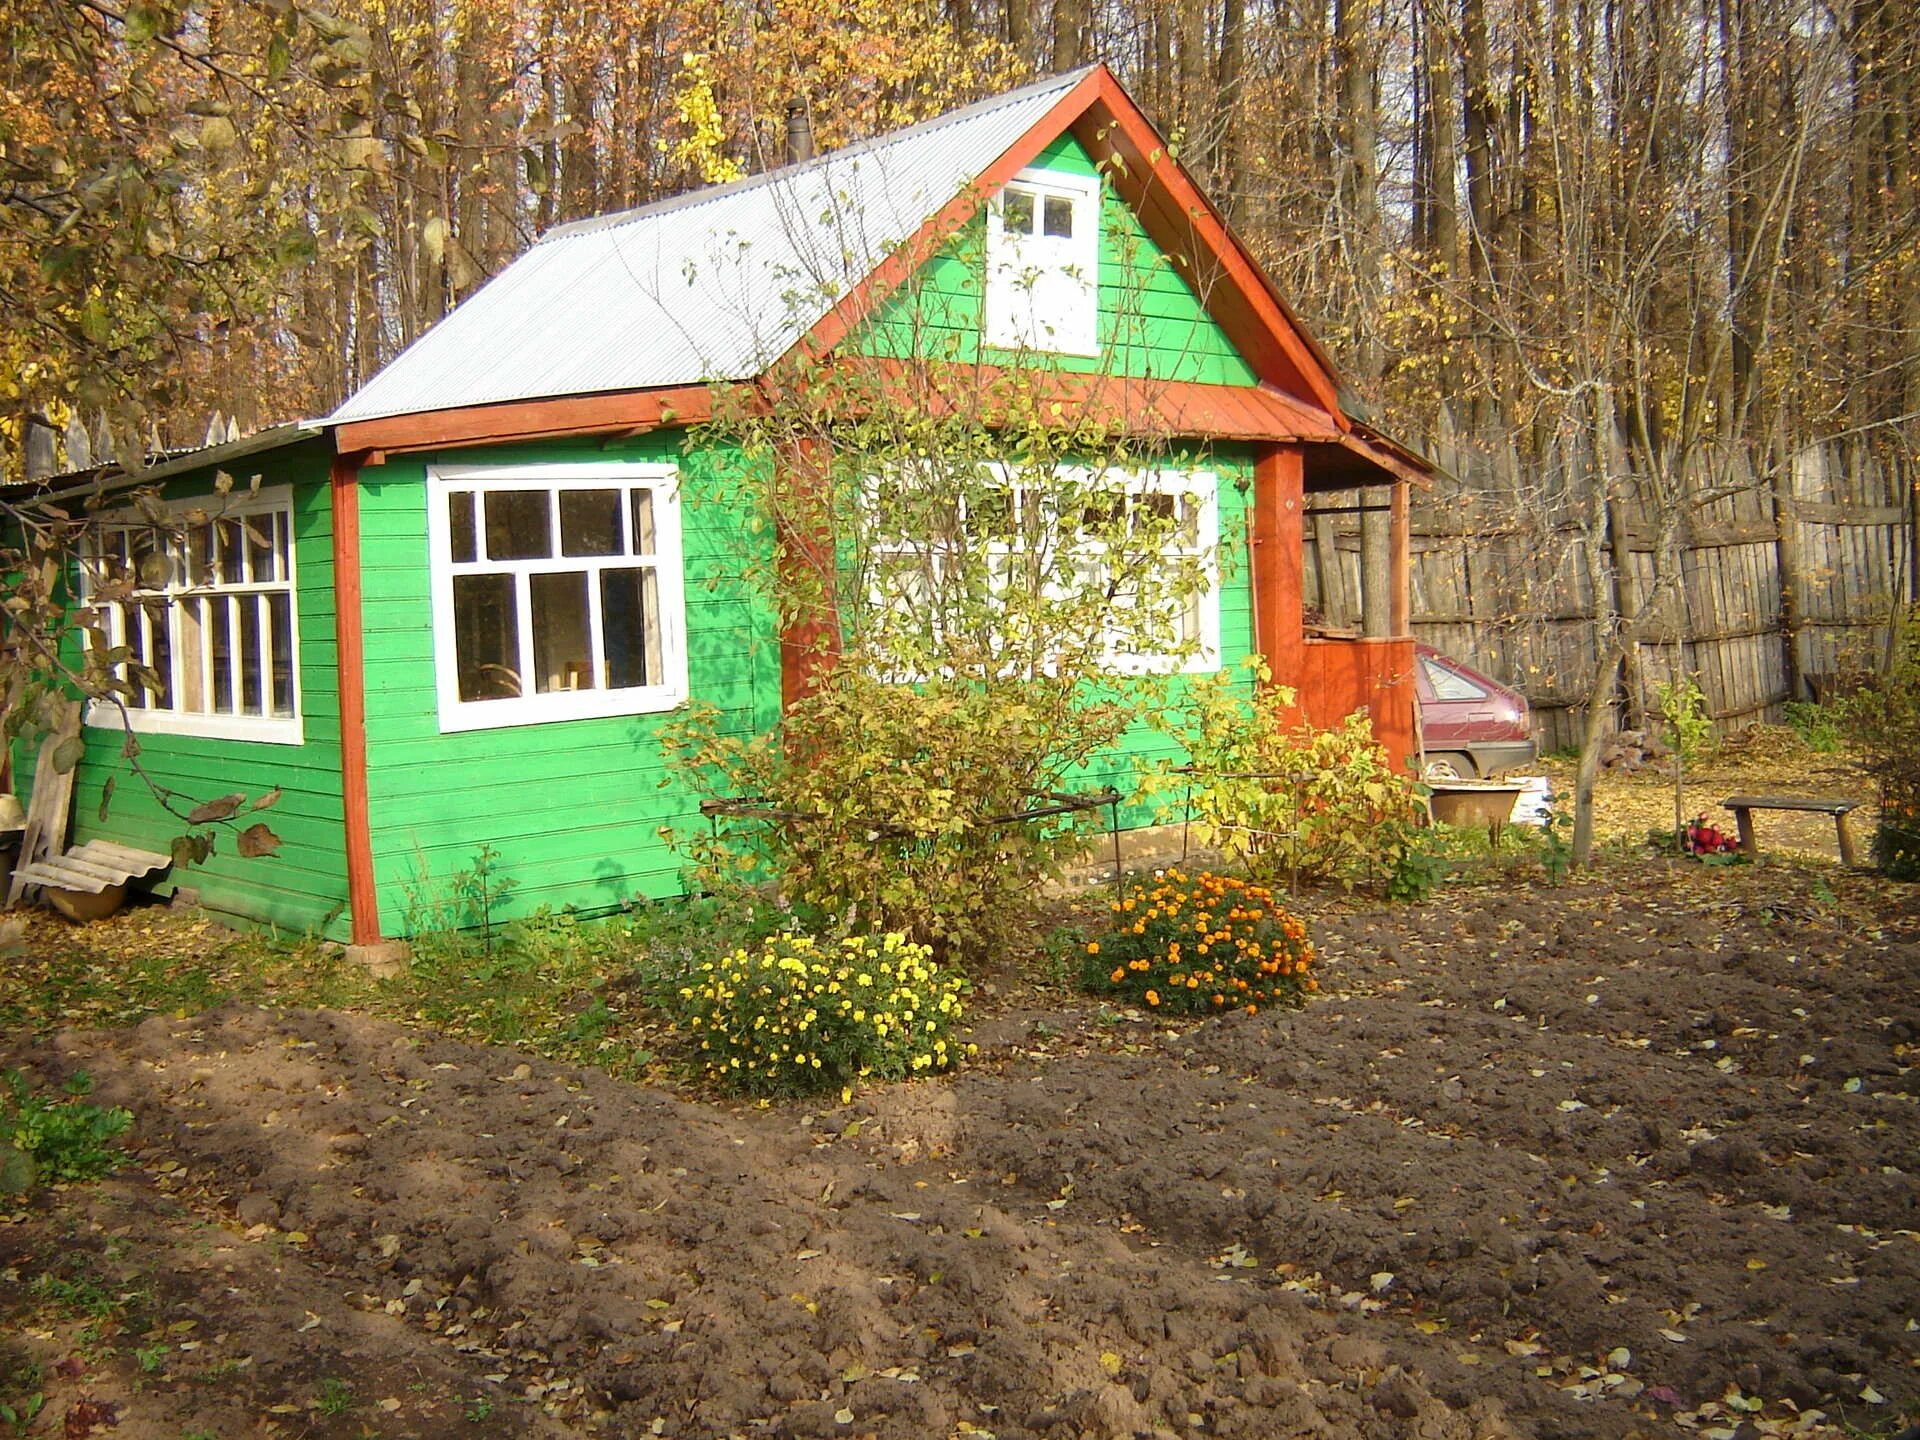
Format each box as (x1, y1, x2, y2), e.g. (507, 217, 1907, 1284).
(1081, 870, 1316, 1015)
(673, 932, 972, 1096)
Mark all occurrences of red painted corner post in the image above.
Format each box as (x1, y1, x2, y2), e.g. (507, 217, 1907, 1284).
(777, 437, 841, 711)
(1251, 445, 1305, 700)
(330, 452, 382, 945)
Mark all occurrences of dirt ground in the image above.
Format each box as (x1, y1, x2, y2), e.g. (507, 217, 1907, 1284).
(2, 748, 1916, 1440)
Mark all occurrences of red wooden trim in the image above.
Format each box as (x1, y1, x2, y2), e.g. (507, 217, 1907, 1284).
(1069, 72, 1348, 419)
(778, 436, 841, 710)
(846, 359, 1347, 443)
(330, 453, 381, 945)
(335, 386, 716, 456)
(1252, 446, 1306, 689)
(797, 69, 1109, 360)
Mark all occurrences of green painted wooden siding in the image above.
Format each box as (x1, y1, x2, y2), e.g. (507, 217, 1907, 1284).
(60, 444, 352, 937)
(856, 133, 1260, 387)
(354, 435, 779, 931)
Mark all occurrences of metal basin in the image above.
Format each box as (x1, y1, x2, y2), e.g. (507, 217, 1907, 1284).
(1428, 782, 1525, 829)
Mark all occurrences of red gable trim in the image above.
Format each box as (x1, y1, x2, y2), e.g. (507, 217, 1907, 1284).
(789, 64, 1352, 426)
(1071, 71, 1347, 421)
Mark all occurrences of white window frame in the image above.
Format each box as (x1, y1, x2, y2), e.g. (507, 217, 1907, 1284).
(864, 464, 1221, 678)
(426, 461, 690, 733)
(82, 486, 304, 746)
(984, 167, 1101, 357)
(1073, 466, 1222, 676)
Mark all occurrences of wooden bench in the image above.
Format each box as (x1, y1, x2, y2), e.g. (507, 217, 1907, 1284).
(1722, 795, 1862, 866)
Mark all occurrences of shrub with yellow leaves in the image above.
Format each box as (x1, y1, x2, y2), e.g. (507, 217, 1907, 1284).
(1081, 869, 1316, 1016)
(673, 932, 973, 1096)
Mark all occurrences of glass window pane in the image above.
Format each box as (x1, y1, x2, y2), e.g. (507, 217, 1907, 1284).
(131, 529, 172, 590)
(247, 516, 276, 582)
(1002, 189, 1035, 234)
(601, 567, 661, 689)
(238, 596, 263, 715)
(188, 523, 215, 587)
(530, 571, 594, 693)
(630, 490, 657, 555)
(268, 592, 295, 717)
(1043, 194, 1074, 238)
(449, 492, 476, 564)
(210, 598, 234, 712)
(146, 602, 174, 710)
(1134, 492, 1176, 531)
(485, 490, 551, 560)
(454, 573, 521, 701)
(1422, 657, 1488, 701)
(970, 487, 1014, 540)
(122, 605, 147, 709)
(559, 489, 622, 557)
(216, 519, 246, 585)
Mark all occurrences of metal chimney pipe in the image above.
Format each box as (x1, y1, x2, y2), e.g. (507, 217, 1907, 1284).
(785, 100, 814, 165)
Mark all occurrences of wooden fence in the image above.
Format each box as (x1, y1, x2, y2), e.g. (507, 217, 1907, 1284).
(1303, 438, 1916, 753)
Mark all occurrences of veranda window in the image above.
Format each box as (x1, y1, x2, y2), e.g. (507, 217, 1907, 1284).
(427, 463, 688, 731)
(84, 488, 301, 745)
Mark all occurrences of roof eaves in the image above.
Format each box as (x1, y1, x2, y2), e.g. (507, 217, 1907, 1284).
(6, 422, 325, 509)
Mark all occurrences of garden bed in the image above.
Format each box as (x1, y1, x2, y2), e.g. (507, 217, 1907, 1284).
(2, 845, 1915, 1439)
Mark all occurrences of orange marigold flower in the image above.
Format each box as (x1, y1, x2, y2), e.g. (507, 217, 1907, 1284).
(1110, 967, 1126, 984)
(1145, 989, 1161, 1006)
(1245, 1004, 1259, 1015)
(1213, 994, 1225, 1006)
(1086, 941, 1101, 955)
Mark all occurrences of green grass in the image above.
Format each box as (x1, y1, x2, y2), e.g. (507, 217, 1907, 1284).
(314, 1377, 354, 1416)
(0, 895, 769, 1085)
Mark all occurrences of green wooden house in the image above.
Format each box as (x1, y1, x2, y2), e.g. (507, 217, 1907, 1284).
(38, 66, 1425, 946)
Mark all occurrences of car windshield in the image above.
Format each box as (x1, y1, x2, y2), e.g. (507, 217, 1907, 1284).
(1422, 656, 1488, 701)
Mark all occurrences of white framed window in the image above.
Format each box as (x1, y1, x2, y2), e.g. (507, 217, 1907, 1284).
(865, 464, 1220, 676)
(82, 487, 302, 745)
(1079, 468, 1221, 675)
(426, 462, 689, 732)
(984, 168, 1100, 356)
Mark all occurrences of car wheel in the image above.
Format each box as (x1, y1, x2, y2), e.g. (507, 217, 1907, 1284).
(1423, 753, 1476, 781)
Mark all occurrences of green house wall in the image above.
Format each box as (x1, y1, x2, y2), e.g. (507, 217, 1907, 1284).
(856, 133, 1260, 387)
(29, 129, 1276, 939)
(57, 443, 352, 937)
(351, 436, 1250, 929)
(354, 433, 779, 931)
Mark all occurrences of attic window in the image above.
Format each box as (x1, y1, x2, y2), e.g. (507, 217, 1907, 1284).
(427, 462, 688, 732)
(985, 169, 1099, 357)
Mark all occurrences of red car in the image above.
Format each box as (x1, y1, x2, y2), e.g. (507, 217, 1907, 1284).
(1414, 643, 1537, 780)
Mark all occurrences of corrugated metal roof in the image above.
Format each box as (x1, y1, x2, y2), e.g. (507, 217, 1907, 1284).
(330, 70, 1093, 425)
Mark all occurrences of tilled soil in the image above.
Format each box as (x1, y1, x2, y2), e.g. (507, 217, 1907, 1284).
(3, 866, 1916, 1440)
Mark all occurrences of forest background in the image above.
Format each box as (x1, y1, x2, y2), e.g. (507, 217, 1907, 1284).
(2, 0, 1915, 736)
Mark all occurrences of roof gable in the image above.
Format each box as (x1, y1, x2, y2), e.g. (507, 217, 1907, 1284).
(855, 130, 1260, 388)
